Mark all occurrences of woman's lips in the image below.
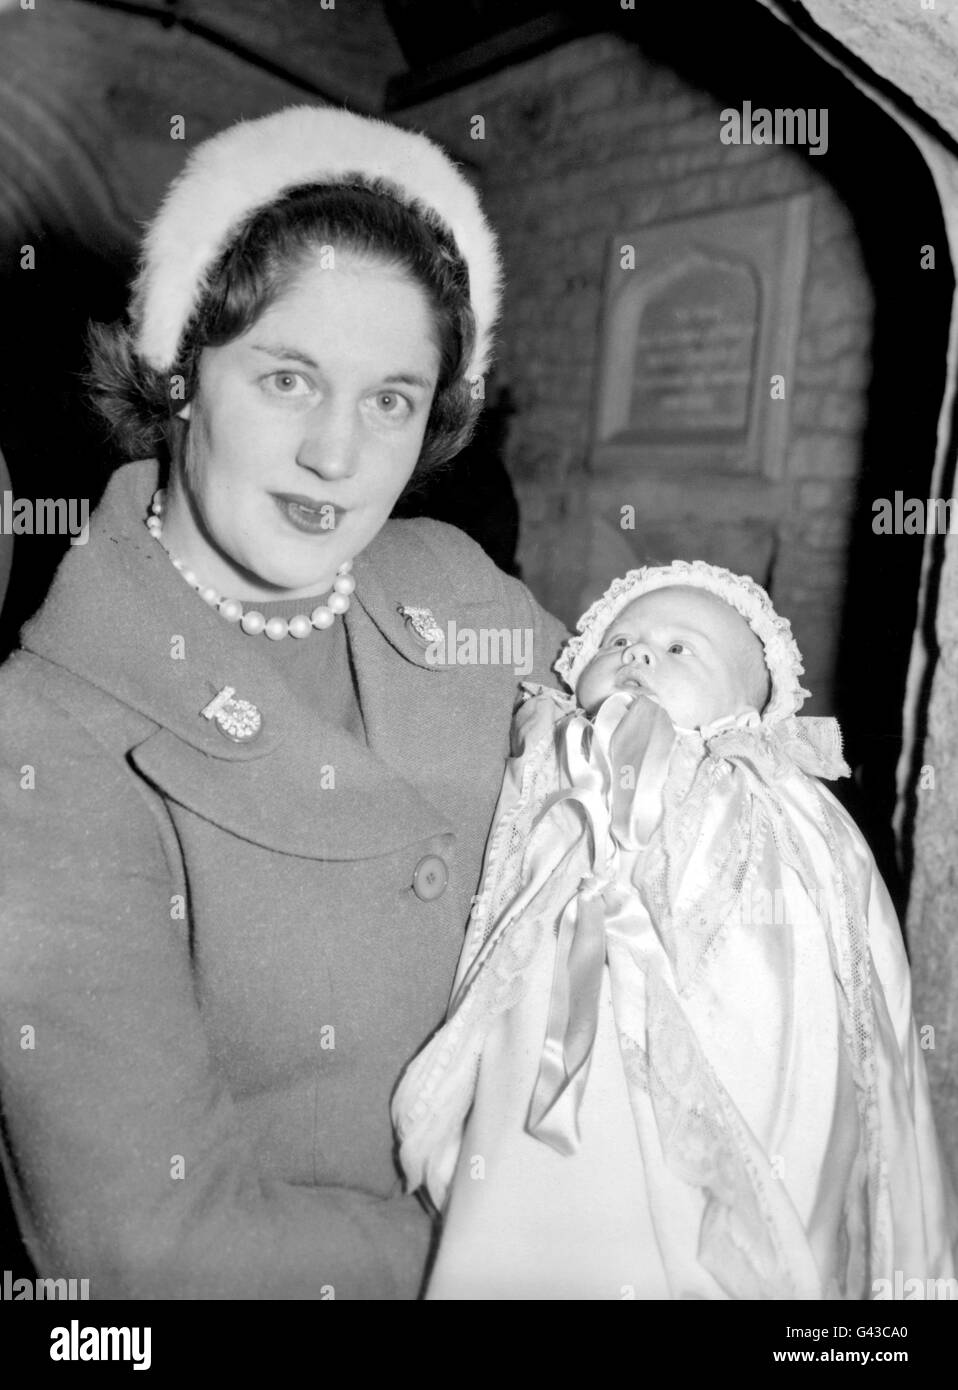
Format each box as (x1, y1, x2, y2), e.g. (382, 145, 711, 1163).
(270, 493, 344, 536)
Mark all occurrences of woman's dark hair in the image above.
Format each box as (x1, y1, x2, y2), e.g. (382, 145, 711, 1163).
(86, 181, 480, 481)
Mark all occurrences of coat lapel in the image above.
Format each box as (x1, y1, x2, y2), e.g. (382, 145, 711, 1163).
(19, 461, 473, 861)
(346, 518, 520, 832)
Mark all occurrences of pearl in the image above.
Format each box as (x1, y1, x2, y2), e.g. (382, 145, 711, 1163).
(146, 490, 354, 640)
(241, 610, 267, 635)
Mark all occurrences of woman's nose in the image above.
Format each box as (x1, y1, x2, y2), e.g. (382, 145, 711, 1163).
(621, 642, 654, 667)
(296, 404, 359, 480)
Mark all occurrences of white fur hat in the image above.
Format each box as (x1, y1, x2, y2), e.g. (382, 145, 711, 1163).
(555, 559, 811, 724)
(130, 105, 502, 381)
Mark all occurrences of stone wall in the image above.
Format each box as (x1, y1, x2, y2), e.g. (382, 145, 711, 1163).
(405, 32, 874, 715)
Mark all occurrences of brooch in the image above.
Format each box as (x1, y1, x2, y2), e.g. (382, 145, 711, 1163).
(397, 604, 443, 645)
(200, 686, 263, 743)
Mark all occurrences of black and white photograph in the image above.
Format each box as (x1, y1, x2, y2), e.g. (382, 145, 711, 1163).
(0, 0, 956, 1359)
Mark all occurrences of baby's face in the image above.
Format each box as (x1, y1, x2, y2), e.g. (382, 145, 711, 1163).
(575, 586, 768, 727)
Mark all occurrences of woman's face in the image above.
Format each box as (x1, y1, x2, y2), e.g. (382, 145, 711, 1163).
(165, 249, 441, 600)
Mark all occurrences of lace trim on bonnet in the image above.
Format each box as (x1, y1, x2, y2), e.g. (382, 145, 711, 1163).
(553, 559, 810, 726)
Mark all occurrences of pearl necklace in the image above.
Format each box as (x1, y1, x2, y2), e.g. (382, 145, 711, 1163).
(146, 489, 356, 640)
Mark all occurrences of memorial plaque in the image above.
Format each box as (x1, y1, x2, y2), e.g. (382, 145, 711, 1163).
(590, 196, 810, 479)
(628, 255, 759, 437)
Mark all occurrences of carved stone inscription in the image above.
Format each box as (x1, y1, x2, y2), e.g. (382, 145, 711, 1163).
(628, 255, 759, 438)
(591, 196, 810, 479)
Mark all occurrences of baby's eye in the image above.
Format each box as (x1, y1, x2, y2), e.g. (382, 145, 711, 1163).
(264, 371, 311, 397)
(608, 635, 631, 649)
(667, 642, 690, 656)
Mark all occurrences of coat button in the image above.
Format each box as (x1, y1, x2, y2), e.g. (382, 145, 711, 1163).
(412, 854, 448, 901)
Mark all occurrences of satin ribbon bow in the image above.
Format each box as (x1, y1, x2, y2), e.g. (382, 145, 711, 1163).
(525, 691, 676, 1155)
(524, 702, 848, 1156)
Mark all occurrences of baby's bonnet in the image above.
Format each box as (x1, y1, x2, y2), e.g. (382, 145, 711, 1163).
(556, 558, 807, 725)
(550, 558, 848, 782)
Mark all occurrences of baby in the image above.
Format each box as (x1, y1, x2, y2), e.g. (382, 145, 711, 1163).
(392, 561, 956, 1300)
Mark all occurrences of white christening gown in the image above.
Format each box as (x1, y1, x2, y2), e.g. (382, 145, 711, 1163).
(392, 686, 956, 1300)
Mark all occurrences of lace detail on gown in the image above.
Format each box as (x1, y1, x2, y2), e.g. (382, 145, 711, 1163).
(392, 691, 950, 1297)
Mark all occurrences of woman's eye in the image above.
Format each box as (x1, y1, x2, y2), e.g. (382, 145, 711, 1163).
(369, 390, 412, 420)
(265, 371, 311, 396)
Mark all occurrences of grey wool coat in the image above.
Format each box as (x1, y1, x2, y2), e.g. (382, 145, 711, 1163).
(0, 460, 568, 1300)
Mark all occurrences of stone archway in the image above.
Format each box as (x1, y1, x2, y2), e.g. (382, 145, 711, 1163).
(756, 0, 958, 1182)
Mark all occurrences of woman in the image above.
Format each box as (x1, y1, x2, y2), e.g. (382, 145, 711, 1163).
(0, 106, 566, 1299)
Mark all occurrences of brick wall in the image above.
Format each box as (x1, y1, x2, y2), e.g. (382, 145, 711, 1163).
(406, 32, 875, 714)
